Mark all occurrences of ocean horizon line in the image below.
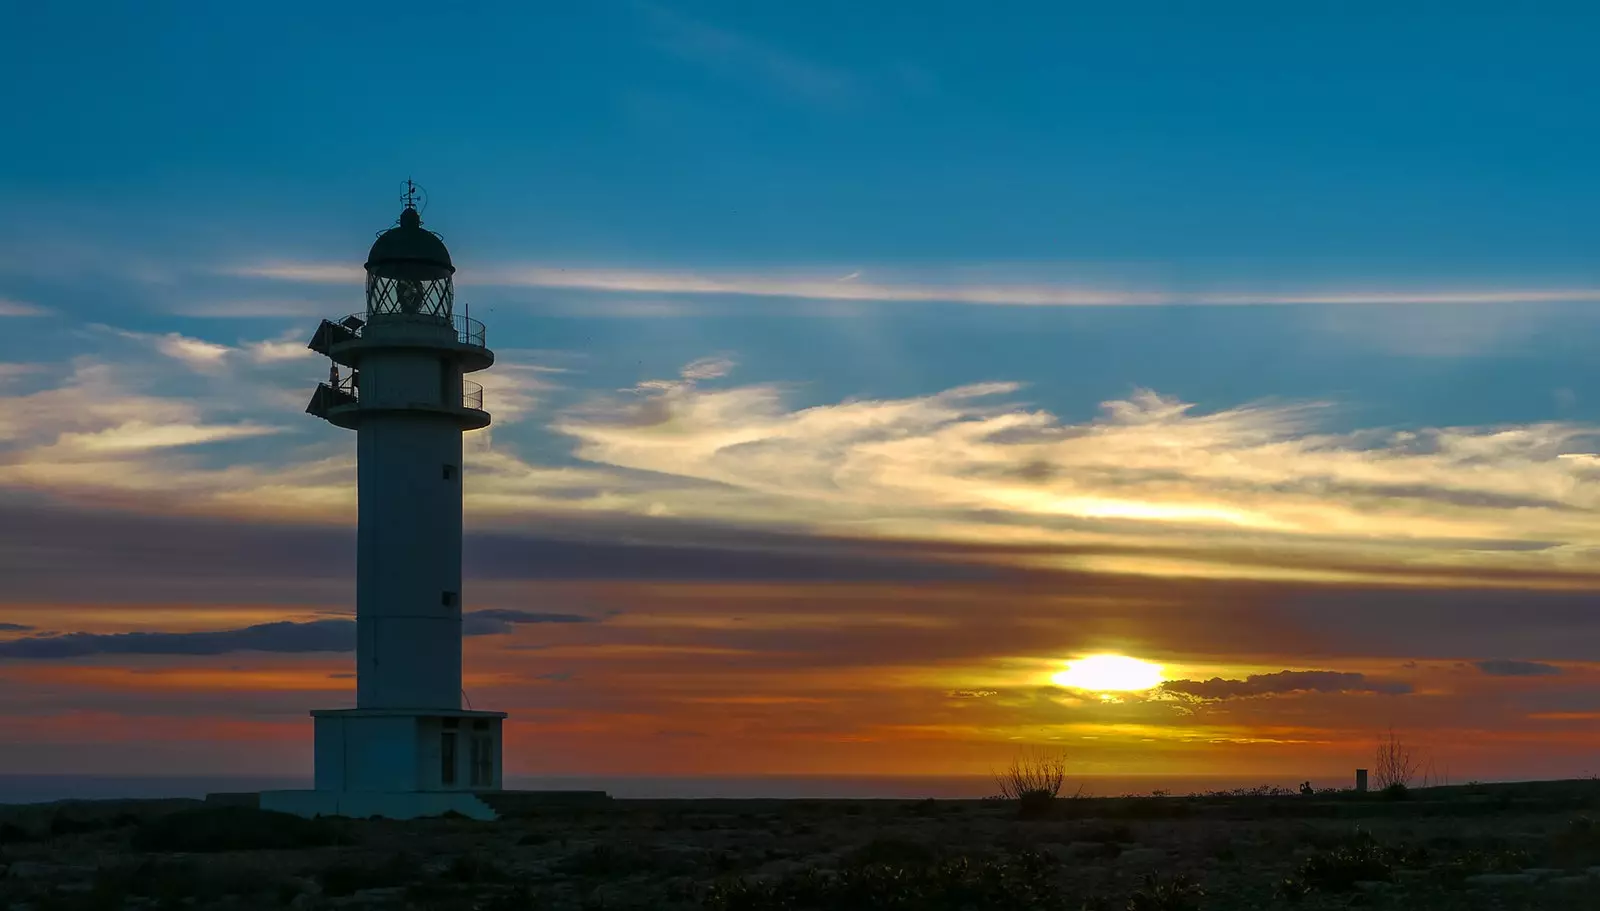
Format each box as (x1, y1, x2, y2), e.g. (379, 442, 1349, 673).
(0, 771, 1454, 805)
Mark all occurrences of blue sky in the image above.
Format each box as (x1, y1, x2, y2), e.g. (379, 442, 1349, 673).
(5, 2, 1600, 782)
(6, 0, 1600, 431)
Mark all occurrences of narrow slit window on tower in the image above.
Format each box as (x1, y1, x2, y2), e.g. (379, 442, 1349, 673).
(442, 464, 455, 481)
(441, 591, 457, 608)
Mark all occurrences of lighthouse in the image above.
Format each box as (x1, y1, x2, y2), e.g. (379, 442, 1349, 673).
(261, 187, 506, 820)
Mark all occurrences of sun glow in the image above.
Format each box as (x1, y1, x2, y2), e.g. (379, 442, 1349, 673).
(1052, 655, 1165, 692)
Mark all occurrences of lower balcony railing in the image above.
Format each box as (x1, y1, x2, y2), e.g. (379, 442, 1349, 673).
(307, 375, 487, 419)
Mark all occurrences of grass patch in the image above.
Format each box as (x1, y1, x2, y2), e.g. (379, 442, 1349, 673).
(556, 842, 660, 878)
(704, 851, 1074, 911)
(1126, 873, 1204, 911)
(319, 852, 417, 897)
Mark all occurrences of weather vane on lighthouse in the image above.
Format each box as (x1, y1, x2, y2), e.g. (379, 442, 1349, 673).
(400, 177, 425, 215)
(263, 187, 506, 820)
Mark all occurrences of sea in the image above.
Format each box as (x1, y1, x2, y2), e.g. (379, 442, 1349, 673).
(0, 774, 1352, 805)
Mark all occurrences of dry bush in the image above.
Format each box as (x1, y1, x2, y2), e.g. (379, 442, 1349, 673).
(1373, 728, 1423, 791)
(993, 748, 1075, 819)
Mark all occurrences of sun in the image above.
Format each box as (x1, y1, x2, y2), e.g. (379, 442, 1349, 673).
(1051, 655, 1165, 693)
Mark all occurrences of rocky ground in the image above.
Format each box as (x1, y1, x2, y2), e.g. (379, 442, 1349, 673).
(6, 780, 1600, 909)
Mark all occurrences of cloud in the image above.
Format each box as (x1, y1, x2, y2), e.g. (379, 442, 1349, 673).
(0, 357, 290, 485)
(0, 324, 543, 519)
(108, 326, 313, 371)
(151, 333, 232, 372)
(0, 297, 50, 317)
(1475, 659, 1562, 677)
(225, 260, 1600, 310)
(944, 690, 998, 699)
(680, 356, 735, 381)
(0, 619, 356, 660)
(544, 367, 1600, 584)
(0, 623, 33, 632)
(1160, 670, 1412, 700)
(462, 609, 601, 636)
(52, 421, 283, 454)
(228, 263, 363, 284)
(15, 323, 1600, 592)
(640, 4, 855, 104)
(241, 338, 316, 364)
(0, 609, 601, 660)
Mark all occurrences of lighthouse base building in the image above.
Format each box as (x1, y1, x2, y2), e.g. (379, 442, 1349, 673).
(262, 709, 507, 820)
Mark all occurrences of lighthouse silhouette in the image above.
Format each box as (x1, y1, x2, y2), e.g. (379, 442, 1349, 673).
(263, 186, 507, 820)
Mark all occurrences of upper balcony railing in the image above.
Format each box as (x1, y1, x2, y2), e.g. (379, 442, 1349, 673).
(326, 311, 487, 348)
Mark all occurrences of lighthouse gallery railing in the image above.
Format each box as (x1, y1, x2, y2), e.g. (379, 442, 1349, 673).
(330, 312, 487, 348)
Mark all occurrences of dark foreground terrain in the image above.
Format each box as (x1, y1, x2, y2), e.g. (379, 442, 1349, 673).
(7, 780, 1600, 910)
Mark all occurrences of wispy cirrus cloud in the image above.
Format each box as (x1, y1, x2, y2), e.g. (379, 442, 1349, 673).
(639, 3, 856, 104)
(544, 360, 1600, 585)
(13, 336, 1600, 587)
(0, 297, 51, 317)
(224, 260, 1600, 310)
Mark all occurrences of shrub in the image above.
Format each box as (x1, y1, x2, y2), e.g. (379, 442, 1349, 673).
(131, 807, 344, 853)
(1285, 830, 1427, 894)
(704, 851, 1071, 911)
(845, 837, 941, 868)
(443, 852, 508, 883)
(556, 842, 658, 877)
(1126, 873, 1203, 911)
(994, 748, 1075, 820)
(1295, 840, 1394, 892)
(49, 813, 104, 837)
(1442, 846, 1533, 878)
(320, 853, 416, 897)
(1373, 728, 1422, 791)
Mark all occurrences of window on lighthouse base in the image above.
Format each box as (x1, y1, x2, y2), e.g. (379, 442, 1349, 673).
(441, 731, 458, 787)
(469, 733, 493, 787)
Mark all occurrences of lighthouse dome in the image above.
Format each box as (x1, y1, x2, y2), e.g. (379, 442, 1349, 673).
(364, 206, 455, 281)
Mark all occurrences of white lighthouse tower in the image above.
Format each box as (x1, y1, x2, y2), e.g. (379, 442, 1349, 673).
(262, 186, 506, 820)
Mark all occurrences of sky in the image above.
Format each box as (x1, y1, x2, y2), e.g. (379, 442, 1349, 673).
(4, 1, 1600, 793)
